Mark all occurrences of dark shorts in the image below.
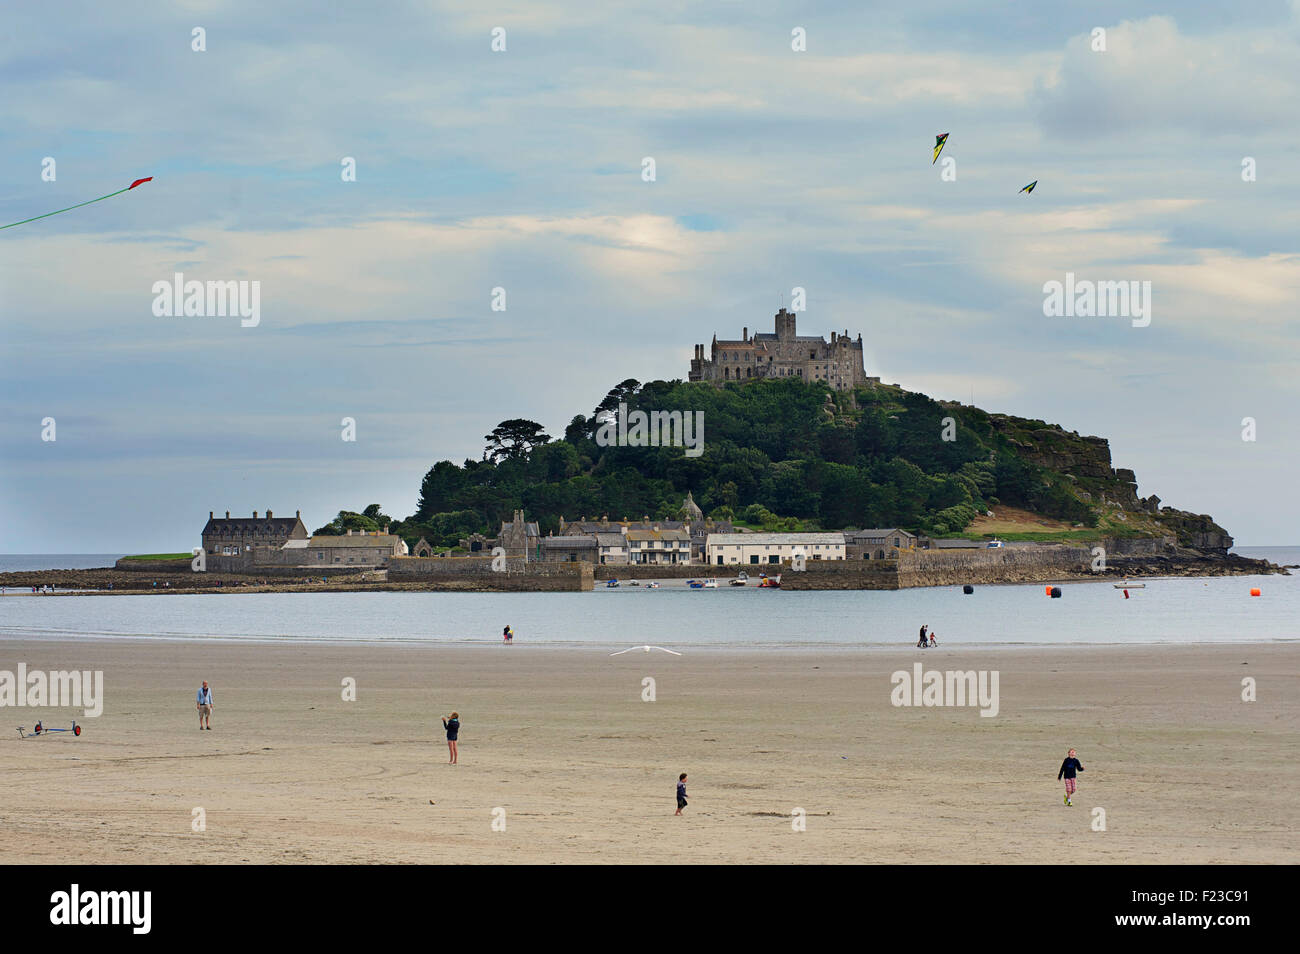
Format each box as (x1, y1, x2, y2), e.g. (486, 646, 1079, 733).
(677, 796, 687, 809)
(447, 735, 458, 742)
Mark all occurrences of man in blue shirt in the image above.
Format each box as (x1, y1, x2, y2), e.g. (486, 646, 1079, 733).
(196, 681, 213, 731)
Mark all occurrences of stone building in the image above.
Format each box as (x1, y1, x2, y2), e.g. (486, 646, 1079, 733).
(540, 535, 598, 563)
(499, 510, 541, 561)
(594, 531, 629, 565)
(845, 528, 918, 560)
(202, 510, 308, 557)
(304, 530, 407, 567)
(689, 309, 872, 391)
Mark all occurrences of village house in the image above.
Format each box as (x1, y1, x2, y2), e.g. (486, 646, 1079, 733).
(705, 532, 846, 566)
(845, 528, 918, 560)
(626, 527, 692, 565)
(594, 531, 629, 565)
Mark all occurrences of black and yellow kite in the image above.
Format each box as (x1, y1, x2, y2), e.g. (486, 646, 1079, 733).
(1019, 180, 1037, 194)
(932, 133, 949, 164)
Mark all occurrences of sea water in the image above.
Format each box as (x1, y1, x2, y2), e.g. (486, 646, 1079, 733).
(0, 548, 1295, 649)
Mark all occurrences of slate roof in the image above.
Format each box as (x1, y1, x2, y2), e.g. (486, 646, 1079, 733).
(203, 515, 304, 536)
(706, 532, 846, 547)
(626, 528, 690, 542)
(307, 534, 403, 548)
(541, 536, 597, 548)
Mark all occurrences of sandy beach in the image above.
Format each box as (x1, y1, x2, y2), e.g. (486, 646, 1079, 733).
(2, 639, 1296, 864)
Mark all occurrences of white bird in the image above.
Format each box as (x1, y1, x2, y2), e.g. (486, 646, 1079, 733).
(609, 645, 682, 656)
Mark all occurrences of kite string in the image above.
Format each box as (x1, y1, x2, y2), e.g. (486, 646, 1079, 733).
(0, 187, 130, 231)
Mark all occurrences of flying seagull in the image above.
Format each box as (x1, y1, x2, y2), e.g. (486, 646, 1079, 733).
(609, 645, 683, 656)
(1019, 180, 1037, 194)
(932, 133, 949, 164)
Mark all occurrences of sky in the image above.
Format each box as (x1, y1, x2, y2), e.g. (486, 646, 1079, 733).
(1, 1, 1297, 552)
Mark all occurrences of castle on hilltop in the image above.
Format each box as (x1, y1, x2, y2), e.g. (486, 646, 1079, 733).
(688, 309, 873, 391)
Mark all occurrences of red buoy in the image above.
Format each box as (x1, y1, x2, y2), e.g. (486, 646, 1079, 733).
(1250, 588, 1261, 597)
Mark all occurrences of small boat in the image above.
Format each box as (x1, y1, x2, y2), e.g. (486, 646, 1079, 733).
(687, 579, 703, 589)
(646, 581, 659, 588)
(758, 574, 782, 589)
(605, 579, 620, 588)
(1113, 582, 1146, 589)
(730, 572, 748, 586)
(628, 580, 640, 586)
(703, 578, 719, 588)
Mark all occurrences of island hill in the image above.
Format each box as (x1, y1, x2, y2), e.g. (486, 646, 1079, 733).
(18, 369, 1279, 594)
(7, 311, 1276, 591)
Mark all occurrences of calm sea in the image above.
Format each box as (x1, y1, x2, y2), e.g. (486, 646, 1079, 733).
(0, 548, 1295, 649)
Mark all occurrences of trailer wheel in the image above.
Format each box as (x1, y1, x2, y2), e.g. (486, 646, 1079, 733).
(73, 724, 81, 736)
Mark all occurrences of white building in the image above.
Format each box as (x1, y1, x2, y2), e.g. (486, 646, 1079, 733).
(705, 532, 846, 567)
(627, 528, 692, 565)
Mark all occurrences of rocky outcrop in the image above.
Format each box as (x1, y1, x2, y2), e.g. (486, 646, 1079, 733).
(1152, 509, 1234, 553)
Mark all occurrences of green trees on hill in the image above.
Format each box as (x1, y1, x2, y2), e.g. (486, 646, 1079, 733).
(382, 377, 1102, 550)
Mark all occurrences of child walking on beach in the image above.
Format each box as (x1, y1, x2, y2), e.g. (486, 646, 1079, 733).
(1057, 748, 1084, 805)
(675, 773, 688, 815)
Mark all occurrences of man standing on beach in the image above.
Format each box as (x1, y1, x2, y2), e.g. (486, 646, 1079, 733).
(196, 681, 213, 730)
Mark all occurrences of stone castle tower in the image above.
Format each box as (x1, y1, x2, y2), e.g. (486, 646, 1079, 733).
(688, 309, 868, 391)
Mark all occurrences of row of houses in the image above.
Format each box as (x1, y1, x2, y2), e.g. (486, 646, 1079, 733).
(201, 505, 987, 572)
(470, 507, 926, 566)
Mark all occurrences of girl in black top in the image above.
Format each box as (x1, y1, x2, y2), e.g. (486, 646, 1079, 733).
(1057, 748, 1084, 805)
(442, 712, 460, 764)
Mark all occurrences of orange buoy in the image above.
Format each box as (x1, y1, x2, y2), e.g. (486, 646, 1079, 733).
(1045, 586, 1052, 596)
(1250, 588, 1261, 597)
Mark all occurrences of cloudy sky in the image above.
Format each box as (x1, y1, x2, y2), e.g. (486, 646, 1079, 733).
(2, 1, 1297, 552)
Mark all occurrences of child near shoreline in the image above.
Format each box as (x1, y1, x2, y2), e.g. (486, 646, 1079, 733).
(1057, 748, 1084, 805)
(676, 773, 688, 815)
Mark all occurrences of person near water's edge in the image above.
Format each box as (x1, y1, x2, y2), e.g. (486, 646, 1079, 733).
(196, 681, 213, 730)
(676, 773, 688, 815)
(1058, 748, 1084, 805)
(918, 624, 928, 648)
(503, 625, 513, 644)
(442, 712, 460, 764)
